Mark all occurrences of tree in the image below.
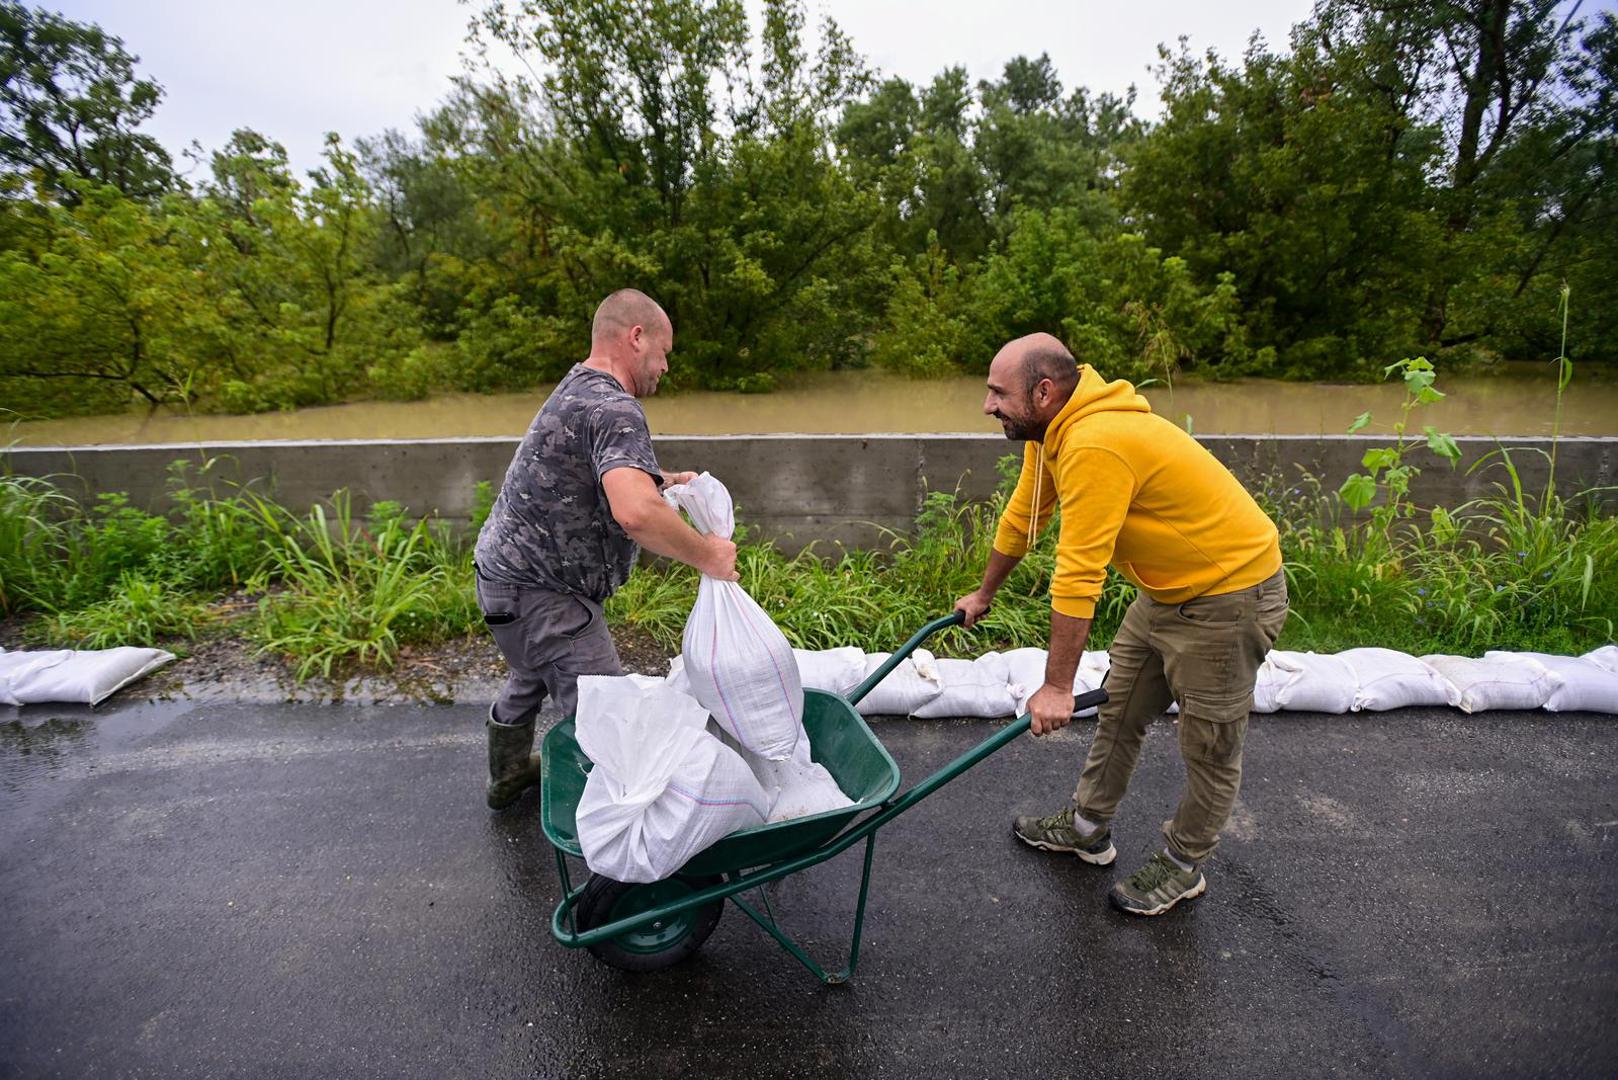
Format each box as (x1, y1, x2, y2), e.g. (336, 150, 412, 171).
(461, 0, 888, 387)
(1125, 31, 1449, 374)
(0, 181, 231, 414)
(1312, 0, 1604, 346)
(0, 2, 174, 201)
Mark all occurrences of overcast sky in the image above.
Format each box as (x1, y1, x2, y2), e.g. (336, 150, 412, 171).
(55, 0, 1317, 179)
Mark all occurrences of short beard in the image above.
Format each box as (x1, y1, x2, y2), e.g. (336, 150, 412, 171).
(998, 414, 1034, 440)
(998, 385, 1043, 440)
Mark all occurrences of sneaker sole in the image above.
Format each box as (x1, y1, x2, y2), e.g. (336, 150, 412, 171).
(1109, 874, 1207, 916)
(1013, 828, 1117, 866)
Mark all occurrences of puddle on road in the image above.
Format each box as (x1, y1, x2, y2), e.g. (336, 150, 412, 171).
(0, 701, 191, 813)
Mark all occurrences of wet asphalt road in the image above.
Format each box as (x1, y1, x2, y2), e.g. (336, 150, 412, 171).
(1, 700, 1615, 1080)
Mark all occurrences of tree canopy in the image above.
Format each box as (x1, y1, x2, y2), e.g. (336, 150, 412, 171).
(1, 0, 1611, 418)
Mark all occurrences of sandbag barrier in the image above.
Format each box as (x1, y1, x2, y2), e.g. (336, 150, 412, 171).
(663, 644, 1618, 718)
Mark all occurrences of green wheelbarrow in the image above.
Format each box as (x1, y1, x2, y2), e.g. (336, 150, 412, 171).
(539, 611, 1109, 984)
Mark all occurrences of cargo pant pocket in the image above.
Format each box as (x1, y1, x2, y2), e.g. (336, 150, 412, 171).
(1177, 690, 1252, 766)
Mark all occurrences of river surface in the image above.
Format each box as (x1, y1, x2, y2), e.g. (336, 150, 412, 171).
(8, 365, 1615, 445)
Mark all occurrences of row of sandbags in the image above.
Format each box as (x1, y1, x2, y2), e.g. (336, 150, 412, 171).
(662, 643, 1618, 717)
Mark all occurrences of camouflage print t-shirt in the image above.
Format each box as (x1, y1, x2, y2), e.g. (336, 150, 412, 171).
(474, 364, 661, 599)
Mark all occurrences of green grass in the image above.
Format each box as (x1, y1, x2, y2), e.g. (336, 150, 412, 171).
(1266, 453, 1616, 656)
(245, 495, 482, 679)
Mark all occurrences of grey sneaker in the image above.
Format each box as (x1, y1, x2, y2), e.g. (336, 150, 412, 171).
(1109, 851, 1207, 916)
(1012, 806, 1116, 865)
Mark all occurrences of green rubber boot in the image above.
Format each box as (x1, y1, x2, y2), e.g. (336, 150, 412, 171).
(486, 707, 543, 810)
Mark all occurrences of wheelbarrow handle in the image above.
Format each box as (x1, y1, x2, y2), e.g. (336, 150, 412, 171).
(833, 687, 1110, 849)
(843, 611, 965, 708)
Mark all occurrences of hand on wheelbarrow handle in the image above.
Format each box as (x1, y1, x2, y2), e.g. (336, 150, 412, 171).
(853, 686, 1108, 833)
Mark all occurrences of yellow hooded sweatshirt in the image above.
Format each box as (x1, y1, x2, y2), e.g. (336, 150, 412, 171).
(992, 365, 1282, 619)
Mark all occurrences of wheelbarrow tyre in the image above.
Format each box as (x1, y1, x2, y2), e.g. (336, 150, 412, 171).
(575, 873, 725, 973)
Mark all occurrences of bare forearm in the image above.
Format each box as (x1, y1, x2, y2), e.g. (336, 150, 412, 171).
(979, 547, 1022, 596)
(1045, 609, 1093, 690)
(623, 500, 718, 568)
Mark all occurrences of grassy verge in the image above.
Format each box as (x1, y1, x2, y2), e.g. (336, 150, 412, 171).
(4, 446, 1611, 682)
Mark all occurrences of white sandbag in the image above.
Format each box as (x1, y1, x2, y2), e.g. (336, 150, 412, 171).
(0, 646, 175, 706)
(1582, 646, 1618, 675)
(1005, 648, 1049, 714)
(671, 647, 864, 698)
(750, 741, 855, 822)
(853, 649, 943, 716)
(1421, 654, 1560, 714)
(913, 652, 1018, 719)
(1252, 658, 1284, 714)
(1269, 651, 1358, 713)
(792, 647, 867, 694)
(1339, 648, 1459, 711)
(665, 655, 692, 696)
(1005, 648, 1106, 715)
(664, 473, 803, 761)
(1485, 651, 1618, 714)
(574, 675, 769, 883)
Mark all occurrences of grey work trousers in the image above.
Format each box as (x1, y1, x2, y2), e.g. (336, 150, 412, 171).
(475, 572, 623, 724)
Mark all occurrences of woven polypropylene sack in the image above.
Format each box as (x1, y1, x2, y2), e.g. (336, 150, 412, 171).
(792, 647, 867, 694)
(1251, 657, 1284, 713)
(0, 646, 175, 706)
(1485, 651, 1618, 714)
(1269, 651, 1358, 713)
(913, 653, 1018, 719)
(574, 676, 770, 883)
(665, 474, 803, 760)
(853, 649, 944, 716)
(1421, 654, 1560, 714)
(1339, 648, 1459, 711)
(748, 740, 855, 823)
(1003, 648, 1105, 716)
(1579, 646, 1618, 676)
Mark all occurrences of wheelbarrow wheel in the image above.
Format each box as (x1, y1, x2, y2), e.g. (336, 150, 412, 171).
(575, 874, 725, 972)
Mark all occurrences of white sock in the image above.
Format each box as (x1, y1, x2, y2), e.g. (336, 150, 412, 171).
(1073, 812, 1101, 834)
(1164, 848, 1195, 873)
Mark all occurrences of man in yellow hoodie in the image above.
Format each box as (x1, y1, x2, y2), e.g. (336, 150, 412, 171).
(954, 333, 1288, 916)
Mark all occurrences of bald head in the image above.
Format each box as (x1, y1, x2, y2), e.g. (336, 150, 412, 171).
(585, 289, 674, 397)
(591, 289, 670, 347)
(1004, 332, 1079, 397)
(983, 333, 1080, 441)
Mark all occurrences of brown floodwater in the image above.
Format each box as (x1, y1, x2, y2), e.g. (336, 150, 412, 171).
(7, 364, 1615, 445)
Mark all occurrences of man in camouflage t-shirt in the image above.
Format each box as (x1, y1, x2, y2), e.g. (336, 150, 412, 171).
(472, 289, 738, 810)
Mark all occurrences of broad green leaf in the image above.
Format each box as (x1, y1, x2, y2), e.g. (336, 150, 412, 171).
(1339, 473, 1377, 511)
(1361, 447, 1400, 471)
(1423, 426, 1461, 463)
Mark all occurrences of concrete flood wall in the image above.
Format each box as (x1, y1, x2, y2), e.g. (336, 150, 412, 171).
(6, 435, 1614, 552)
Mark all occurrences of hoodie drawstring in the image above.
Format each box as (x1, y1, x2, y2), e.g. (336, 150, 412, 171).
(1028, 444, 1045, 549)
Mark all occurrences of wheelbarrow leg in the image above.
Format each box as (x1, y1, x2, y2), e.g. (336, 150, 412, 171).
(554, 848, 580, 935)
(727, 834, 879, 986)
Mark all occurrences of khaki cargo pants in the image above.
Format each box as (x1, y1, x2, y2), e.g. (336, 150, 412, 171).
(475, 571, 623, 724)
(1075, 569, 1288, 864)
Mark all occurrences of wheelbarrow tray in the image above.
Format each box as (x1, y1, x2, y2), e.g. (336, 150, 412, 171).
(539, 687, 900, 877)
